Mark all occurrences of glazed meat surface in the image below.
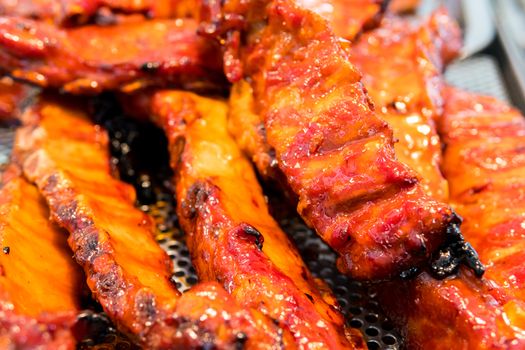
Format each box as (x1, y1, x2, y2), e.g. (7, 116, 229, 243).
(0, 0, 195, 24)
(0, 76, 33, 122)
(294, 0, 388, 40)
(142, 90, 364, 349)
(202, 0, 463, 280)
(0, 17, 224, 94)
(350, 9, 461, 201)
(0, 165, 84, 350)
(13, 98, 293, 349)
(379, 88, 525, 349)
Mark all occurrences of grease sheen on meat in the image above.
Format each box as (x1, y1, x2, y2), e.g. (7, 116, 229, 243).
(0, 165, 84, 350)
(0, 17, 224, 93)
(379, 88, 525, 349)
(350, 9, 462, 201)
(13, 98, 294, 349)
(202, 0, 457, 279)
(139, 90, 365, 349)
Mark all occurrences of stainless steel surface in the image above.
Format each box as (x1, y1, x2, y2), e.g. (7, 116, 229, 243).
(445, 54, 510, 101)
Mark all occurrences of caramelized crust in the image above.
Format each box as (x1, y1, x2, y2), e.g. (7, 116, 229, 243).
(350, 10, 461, 201)
(143, 90, 364, 349)
(14, 98, 293, 349)
(0, 76, 33, 122)
(0, 17, 224, 94)
(0, 165, 83, 349)
(0, 0, 195, 25)
(202, 0, 457, 279)
(379, 88, 525, 349)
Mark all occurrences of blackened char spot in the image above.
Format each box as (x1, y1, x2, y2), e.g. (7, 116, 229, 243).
(304, 293, 314, 302)
(238, 224, 264, 251)
(430, 212, 485, 279)
(54, 198, 83, 231)
(300, 267, 308, 280)
(181, 182, 209, 220)
(135, 291, 158, 325)
(96, 266, 124, 298)
(74, 232, 100, 264)
(2, 247, 10, 254)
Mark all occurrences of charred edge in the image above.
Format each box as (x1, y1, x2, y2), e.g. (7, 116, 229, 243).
(429, 212, 485, 279)
(171, 317, 217, 348)
(95, 265, 126, 299)
(182, 182, 210, 220)
(135, 292, 158, 327)
(239, 224, 264, 251)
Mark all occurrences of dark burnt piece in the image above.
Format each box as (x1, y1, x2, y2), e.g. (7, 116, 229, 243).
(429, 213, 485, 279)
(181, 182, 210, 220)
(237, 224, 264, 251)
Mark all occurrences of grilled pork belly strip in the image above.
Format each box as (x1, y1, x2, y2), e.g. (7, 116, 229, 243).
(0, 165, 83, 350)
(378, 88, 525, 349)
(350, 9, 461, 201)
(201, 0, 473, 280)
(0, 17, 224, 94)
(230, 9, 458, 199)
(0, 0, 194, 25)
(14, 98, 293, 349)
(139, 90, 364, 349)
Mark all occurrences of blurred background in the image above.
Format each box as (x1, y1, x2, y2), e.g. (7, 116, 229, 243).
(421, 0, 525, 112)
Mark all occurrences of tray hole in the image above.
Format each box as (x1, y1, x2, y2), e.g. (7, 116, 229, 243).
(320, 268, 333, 278)
(335, 286, 348, 295)
(365, 326, 379, 337)
(349, 293, 362, 302)
(173, 270, 185, 277)
(382, 334, 397, 345)
(168, 243, 180, 250)
(367, 340, 381, 350)
(349, 318, 363, 328)
(338, 298, 348, 309)
(186, 276, 198, 285)
(177, 260, 189, 267)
